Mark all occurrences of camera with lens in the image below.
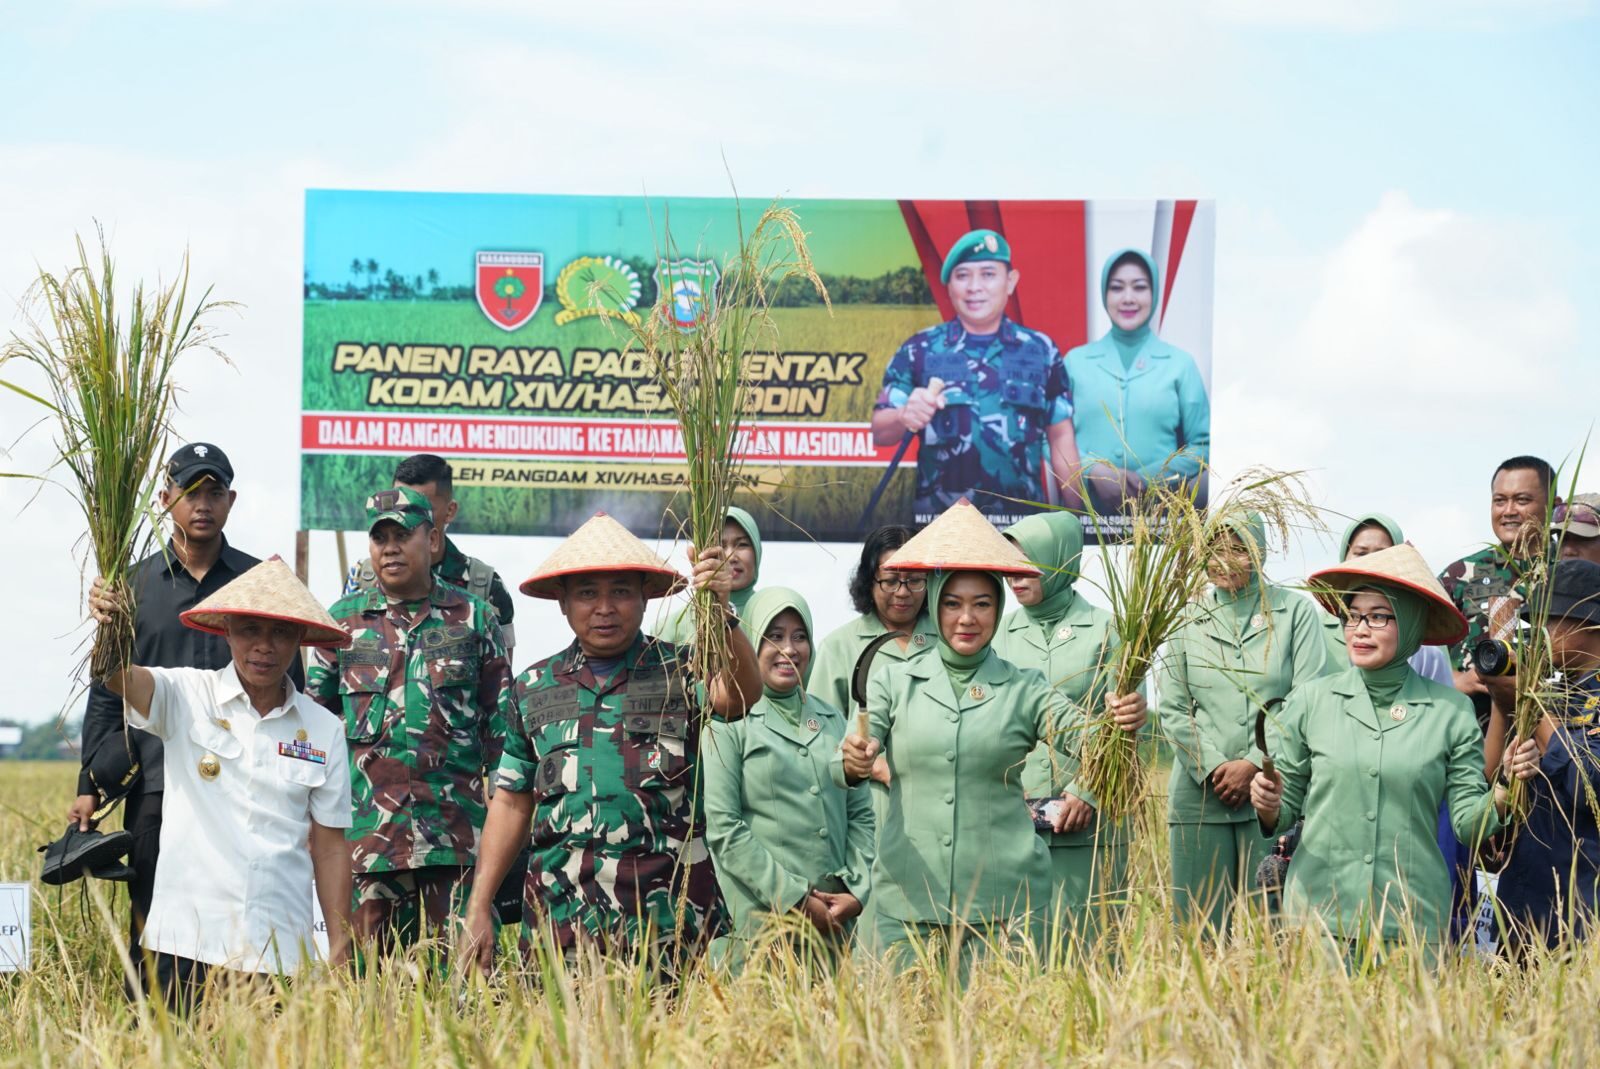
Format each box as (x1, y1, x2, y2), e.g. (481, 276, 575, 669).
(1471, 637, 1516, 678)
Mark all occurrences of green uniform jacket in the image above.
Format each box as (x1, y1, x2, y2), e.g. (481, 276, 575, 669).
(992, 598, 1130, 846)
(1268, 666, 1506, 942)
(701, 692, 874, 939)
(307, 582, 513, 874)
(1063, 334, 1210, 484)
(1158, 584, 1328, 824)
(809, 612, 938, 719)
(849, 650, 1067, 925)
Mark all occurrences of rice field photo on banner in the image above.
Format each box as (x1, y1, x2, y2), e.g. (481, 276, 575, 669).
(300, 191, 1215, 544)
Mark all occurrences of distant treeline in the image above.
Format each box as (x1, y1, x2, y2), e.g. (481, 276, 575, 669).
(305, 258, 933, 307)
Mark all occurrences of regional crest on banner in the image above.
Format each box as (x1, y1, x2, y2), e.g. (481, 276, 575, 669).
(655, 258, 720, 330)
(476, 251, 544, 331)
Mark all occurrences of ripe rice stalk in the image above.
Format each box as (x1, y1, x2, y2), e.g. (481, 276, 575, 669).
(602, 197, 826, 692)
(1, 227, 231, 682)
(1075, 464, 1322, 823)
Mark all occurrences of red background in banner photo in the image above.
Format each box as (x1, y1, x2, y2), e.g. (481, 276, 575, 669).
(898, 200, 1089, 352)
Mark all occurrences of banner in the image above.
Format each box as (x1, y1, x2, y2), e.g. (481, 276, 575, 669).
(302, 192, 1214, 542)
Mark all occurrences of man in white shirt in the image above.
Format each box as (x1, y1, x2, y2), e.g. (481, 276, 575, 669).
(93, 557, 354, 1010)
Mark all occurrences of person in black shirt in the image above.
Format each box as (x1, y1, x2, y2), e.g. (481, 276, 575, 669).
(65, 442, 303, 1000)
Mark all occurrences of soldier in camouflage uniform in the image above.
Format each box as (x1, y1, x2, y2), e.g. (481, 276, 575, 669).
(872, 229, 1076, 527)
(1438, 456, 1555, 730)
(307, 487, 513, 953)
(460, 512, 763, 979)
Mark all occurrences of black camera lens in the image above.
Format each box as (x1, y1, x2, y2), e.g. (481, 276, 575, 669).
(1472, 638, 1516, 677)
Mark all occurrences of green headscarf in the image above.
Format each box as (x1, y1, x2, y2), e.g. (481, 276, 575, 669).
(1347, 580, 1426, 710)
(927, 569, 1002, 690)
(1101, 248, 1159, 372)
(738, 585, 812, 725)
(1004, 512, 1083, 630)
(1338, 512, 1403, 560)
(723, 506, 763, 615)
(1212, 511, 1266, 625)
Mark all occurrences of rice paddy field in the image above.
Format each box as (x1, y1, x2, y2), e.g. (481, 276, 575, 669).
(4, 759, 1600, 1068)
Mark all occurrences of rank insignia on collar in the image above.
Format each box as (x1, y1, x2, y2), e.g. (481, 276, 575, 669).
(1251, 614, 1265, 629)
(805, 718, 820, 733)
(1390, 705, 1407, 722)
(969, 685, 986, 701)
(1057, 625, 1074, 641)
(913, 634, 927, 647)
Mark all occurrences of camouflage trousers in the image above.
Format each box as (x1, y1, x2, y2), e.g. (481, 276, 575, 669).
(352, 865, 474, 955)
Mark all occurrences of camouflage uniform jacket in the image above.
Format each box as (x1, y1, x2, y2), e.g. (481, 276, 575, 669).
(308, 582, 513, 874)
(1437, 546, 1538, 671)
(494, 633, 725, 953)
(876, 315, 1070, 526)
(343, 536, 516, 635)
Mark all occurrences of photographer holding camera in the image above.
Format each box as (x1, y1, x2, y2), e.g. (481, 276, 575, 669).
(1484, 559, 1600, 951)
(1439, 456, 1557, 732)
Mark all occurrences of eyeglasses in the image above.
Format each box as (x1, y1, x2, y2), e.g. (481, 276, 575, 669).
(1343, 612, 1396, 631)
(875, 576, 927, 594)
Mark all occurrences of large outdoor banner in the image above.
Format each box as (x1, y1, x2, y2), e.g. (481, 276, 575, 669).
(301, 191, 1214, 542)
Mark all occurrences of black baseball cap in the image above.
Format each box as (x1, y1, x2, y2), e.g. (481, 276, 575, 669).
(167, 443, 234, 489)
(1544, 559, 1600, 627)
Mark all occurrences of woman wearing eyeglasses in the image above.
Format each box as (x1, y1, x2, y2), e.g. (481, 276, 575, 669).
(1251, 544, 1539, 963)
(1158, 512, 1329, 934)
(992, 510, 1146, 944)
(810, 525, 940, 719)
(1321, 514, 1452, 685)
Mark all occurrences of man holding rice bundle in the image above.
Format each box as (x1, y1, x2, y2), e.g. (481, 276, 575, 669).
(307, 488, 514, 956)
(89, 557, 354, 1010)
(461, 513, 762, 978)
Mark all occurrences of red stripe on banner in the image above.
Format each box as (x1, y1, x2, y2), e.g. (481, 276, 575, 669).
(993, 201, 1089, 352)
(300, 413, 914, 468)
(897, 201, 951, 322)
(902, 199, 986, 319)
(1160, 199, 1196, 332)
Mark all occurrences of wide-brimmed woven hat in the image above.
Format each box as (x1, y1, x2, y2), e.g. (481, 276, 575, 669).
(1308, 543, 1467, 646)
(180, 557, 351, 648)
(520, 512, 686, 599)
(886, 498, 1041, 577)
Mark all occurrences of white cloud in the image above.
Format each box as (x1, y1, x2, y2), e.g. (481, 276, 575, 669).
(1206, 0, 1592, 30)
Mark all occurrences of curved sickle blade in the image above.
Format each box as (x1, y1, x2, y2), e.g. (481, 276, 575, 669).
(1256, 696, 1285, 778)
(851, 631, 907, 737)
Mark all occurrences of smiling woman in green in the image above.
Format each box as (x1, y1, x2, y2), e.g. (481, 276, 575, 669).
(1320, 513, 1452, 687)
(659, 506, 762, 642)
(700, 587, 873, 970)
(837, 500, 1143, 974)
(1252, 544, 1539, 961)
(992, 511, 1146, 942)
(1158, 511, 1329, 934)
(1061, 249, 1211, 512)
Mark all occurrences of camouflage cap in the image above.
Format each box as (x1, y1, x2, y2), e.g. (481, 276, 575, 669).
(940, 229, 1011, 284)
(366, 486, 433, 532)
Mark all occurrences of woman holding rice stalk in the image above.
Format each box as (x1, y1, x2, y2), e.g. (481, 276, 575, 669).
(1158, 511, 1328, 934)
(992, 510, 1146, 945)
(1251, 544, 1539, 964)
(838, 500, 1143, 976)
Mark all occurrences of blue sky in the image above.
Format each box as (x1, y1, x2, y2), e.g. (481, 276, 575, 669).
(2, 0, 1597, 724)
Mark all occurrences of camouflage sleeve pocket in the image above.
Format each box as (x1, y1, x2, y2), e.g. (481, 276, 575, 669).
(531, 742, 579, 804)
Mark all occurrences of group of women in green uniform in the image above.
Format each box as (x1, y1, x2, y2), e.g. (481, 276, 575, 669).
(690, 496, 1544, 973)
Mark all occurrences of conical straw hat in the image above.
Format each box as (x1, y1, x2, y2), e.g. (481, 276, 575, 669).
(1308, 543, 1468, 646)
(521, 512, 686, 599)
(886, 498, 1041, 577)
(180, 557, 351, 648)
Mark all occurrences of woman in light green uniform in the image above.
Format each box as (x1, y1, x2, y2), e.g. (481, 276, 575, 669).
(1252, 544, 1539, 963)
(701, 587, 873, 970)
(992, 510, 1145, 943)
(810, 525, 939, 717)
(659, 506, 762, 642)
(1320, 513, 1453, 687)
(839, 501, 1145, 975)
(1158, 511, 1328, 934)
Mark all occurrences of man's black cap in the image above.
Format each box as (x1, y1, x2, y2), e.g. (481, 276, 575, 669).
(167, 442, 233, 489)
(1545, 559, 1600, 627)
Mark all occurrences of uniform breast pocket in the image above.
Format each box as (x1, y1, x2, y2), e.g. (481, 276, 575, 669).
(276, 748, 331, 811)
(340, 666, 390, 744)
(623, 713, 692, 789)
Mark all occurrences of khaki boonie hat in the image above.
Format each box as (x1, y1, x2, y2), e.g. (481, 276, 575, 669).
(886, 498, 1042, 578)
(180, 557, 351, 648)
(1308, 543, 1467, 647)
(520, 512, 685, 600)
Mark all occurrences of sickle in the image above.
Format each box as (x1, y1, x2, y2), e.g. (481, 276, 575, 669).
(851, 631, 907, 739)
(1256, 696, 1285, 780)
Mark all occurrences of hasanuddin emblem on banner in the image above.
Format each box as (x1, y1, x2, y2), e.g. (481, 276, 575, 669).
(655, 258, 720, 330)
(476, 251, 544, 331)
(555, 256, 642, 327)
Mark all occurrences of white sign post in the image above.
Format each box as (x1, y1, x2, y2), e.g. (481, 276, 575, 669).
(0, 883, 31, 972)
